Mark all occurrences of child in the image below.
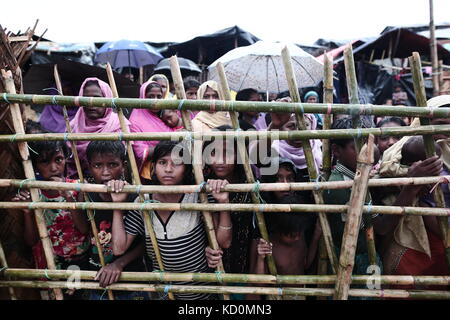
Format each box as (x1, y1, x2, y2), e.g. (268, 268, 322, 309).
(84, 140, 148, 300)
(375, 117, 407, 156)
(112, 140, 231, 300)
(13, 139, 90, 299)
(184, 78, 200, 100)
(158, 109, 183, 131)
(248, 195, 320, 300)
(236, 88, 263, 131)
(324, 116, 383, 276)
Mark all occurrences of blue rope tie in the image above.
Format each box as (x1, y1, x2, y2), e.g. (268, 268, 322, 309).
(51, 96, 58, 105)
(118, 132, 124, 142)
(136, 185, 142, 195)
(177, 99, 185, 111)
(163, 284, 171, 294)
(215, 271, 223, 283)
(297, 102, 305, 114)
(100, 288, 108, 300)
(44, 269, 51, 280)
(184, 131, 193, 142)
(28, 201, 36, 210)
(310, 176, 321, 191)
(63, 133, 69, 142)
(366, 200, 373, 215)
(140, 199, 160, 211)
(153, 270, 165, 282)
(9, 134, 18, 143)
(81, 202, 88, 211)
(17, 178, 35, 195)
(0, 266, 7, 273)
(27, 144, 39, 155)
(252, 180, 261, 194)
(111, 98, 117, 110)
(278, 287, 283, 296)
(197, 181, 207, 193)
(75, 183, 82, 193)
(2, 93, 11, 104)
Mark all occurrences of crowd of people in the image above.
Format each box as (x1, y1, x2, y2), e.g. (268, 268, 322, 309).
(12, 74, 450, 300)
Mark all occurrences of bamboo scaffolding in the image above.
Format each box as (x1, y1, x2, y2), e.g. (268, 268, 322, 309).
(1, 174, 450, 195)
(410, 52, 450, 274)
(2, 268, 450, 286)
(105, 64, 174, 300)
(3, 93, 450, 118)
(168, 56, 228, 300)
(3, 201, 450, 217)
(54, 66, 114, 300)
(0, 69, 63, 300)
(0, 280, 449, 299)
(334, 135, 374, 300)
(344, 46, 378, 268)
(281, 46, 338, 273)
(3, 124, 450, 142)
(0, 241, 16, 299)
(216, 62, 278, 281)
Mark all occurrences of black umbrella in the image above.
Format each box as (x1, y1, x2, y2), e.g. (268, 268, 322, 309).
(153, 57, 201, 79)
(23, 59, 140, 98)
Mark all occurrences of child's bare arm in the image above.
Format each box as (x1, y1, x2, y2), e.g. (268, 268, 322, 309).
(68, 191, 90, 235)
(306, 221, 322, 270)
(208, 179, 232, 249)
(246, 239, 270, 300)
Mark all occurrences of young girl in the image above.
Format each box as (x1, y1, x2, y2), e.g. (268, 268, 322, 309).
(112, 140, 231, 300)
(84, 140, 148, 300)
(13, 139, 90, 299)
(158, 109, 183, 131)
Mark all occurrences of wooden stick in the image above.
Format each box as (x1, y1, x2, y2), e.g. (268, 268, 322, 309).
(54, 66, 114, 301)
(409, 52, 450, 274)
(3, 268, 450, 286)
(1, 280, 449, 299)
(105, 64, 174, 300)
(0, 241, 16, 299)
(322, 53, 334, 181)
(169, 56, 229, 300)
(343, 46, 378, 267)
(0, 69, 63, 300)
(4, 94, 450, 118)
(216, 62, 278, 277)
(281, 46, 338, 273)
(334, 135, 375, 300)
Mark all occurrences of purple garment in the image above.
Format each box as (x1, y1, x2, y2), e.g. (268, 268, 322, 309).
(40, 105, 78, 133)
(254, 113, 268, 131)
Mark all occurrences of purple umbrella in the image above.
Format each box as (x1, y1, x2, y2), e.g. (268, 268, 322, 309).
(95, 39, 163, 69)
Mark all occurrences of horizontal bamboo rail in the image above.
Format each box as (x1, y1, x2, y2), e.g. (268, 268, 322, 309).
(2, 268, 449, 286)
(2, 93, 450, 118)
(1, 201, 450, 216)
(2, 124, 450, 143)
(0, 280, 448, 299)
(2, 175, 448, 194)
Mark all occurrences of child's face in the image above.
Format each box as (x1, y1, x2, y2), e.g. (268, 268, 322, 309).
(35, 150, 66, 180)
(88, 153, 125, 184)
(274, 166, 295, 200)
(207, 141, 236, 179)
(83, 84, 106, 120)
(185, 87, 198, 100)
(333, 141, 358, 172)
(154, 154, 185, 185)
(279, 232, 302, 246)
(161, 110, 181, 128)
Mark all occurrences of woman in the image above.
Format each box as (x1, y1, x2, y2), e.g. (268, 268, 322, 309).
(192, 81, 232, 132)
(149, 74, 171, 99)
(129, 80, 174, 177)
(40, 84, 78, 133)
(66, 77, 126, 179)
(112, 141, 232, 300)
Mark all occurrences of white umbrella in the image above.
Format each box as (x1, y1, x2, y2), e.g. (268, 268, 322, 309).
(208, 41, 324, 95)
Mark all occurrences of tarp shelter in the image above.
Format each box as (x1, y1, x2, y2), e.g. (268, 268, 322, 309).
(30, 42, 97, 65)
(164, 26, 260, 67)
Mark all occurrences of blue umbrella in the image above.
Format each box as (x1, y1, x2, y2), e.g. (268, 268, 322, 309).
(95, 39, 163, 69)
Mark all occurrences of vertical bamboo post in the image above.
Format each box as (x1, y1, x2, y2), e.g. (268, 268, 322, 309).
(0, 241, 16, 299)
(216, 62, 278, 275)
(317, 53, 334, 298)
(54, 66, 114, 300)
(409, 52, 450, 273)
(1, 69, 63, 300)
(343, 46, 378, 268)
(281, 47, 338, 273)
(334, 135, 375, 300)
(105, 64, 175, 300)
(429, 0, 440, 97)
(169, 56, 230, 300)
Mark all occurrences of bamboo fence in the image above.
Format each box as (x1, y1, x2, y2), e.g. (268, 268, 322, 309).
(0, 50, 449, 300)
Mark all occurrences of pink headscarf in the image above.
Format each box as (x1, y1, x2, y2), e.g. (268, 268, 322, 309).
(272, 113, 322, 171)
(67, 77, 127, 178)
(130, 80, 175, 169)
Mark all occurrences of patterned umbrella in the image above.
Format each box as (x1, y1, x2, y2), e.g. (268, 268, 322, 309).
(208, 41, 324, 94)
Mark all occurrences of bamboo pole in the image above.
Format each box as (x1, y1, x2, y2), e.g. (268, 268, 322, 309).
(334, 135, 375, 300)
(2, 268, 450, 286)
(3, 94, 450, 118)
(216, 62, 278, 280)
(281, 46, 338, 273)
(3, 174, 450, 195)
(1, 280, 449, 299)
(54, 66, 114, 300)
(0, 241, 16, 299)
(168, 56, 228, 300)
(343, 46, 378, 268)
(429, 0, 440, 97)
(0, 69, 64, 300)
(409, 52, 450, 274)
(3, 124, 450, 142)
(105, 64, 174, 300)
